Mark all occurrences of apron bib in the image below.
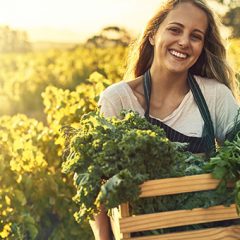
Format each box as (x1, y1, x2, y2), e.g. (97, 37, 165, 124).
(143, 70, 215, 154)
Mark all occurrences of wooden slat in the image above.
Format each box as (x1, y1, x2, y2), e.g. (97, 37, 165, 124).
(125, 225, 240, 240)
(110, 207, 121, 240)
(120, 203, 130, 217)
(110, 203, 131, 240)
(139, 173, 219, 198)
(120, 204, 239, 233)
(120, 203, 131, 239)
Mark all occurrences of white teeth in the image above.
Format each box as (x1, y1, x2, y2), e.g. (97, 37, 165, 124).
(170, 50, 187, 59)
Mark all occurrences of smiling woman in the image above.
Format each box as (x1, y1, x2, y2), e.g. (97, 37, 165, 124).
(92, 0, 240, 239)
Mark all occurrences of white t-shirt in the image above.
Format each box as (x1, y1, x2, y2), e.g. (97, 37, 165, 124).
(98, 75, 239, 143)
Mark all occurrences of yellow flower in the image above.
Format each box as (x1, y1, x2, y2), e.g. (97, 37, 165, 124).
(0, 223, 12, 238)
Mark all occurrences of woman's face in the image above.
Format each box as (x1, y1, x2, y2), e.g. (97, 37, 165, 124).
(149, 2, 208, 75)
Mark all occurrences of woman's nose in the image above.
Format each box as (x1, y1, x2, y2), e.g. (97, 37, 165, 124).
(178, 35, 190, 48)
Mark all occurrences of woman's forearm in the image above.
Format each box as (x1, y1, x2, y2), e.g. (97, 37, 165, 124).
(89, 206, 112, 240)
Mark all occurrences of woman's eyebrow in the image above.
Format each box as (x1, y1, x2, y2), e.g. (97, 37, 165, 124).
(169, 22, 205, 35)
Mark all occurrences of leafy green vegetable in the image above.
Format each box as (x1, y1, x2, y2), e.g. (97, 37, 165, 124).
(205, 131, 240, 213)
(61, 110, 192, 223)
(61, 110, 239, 235)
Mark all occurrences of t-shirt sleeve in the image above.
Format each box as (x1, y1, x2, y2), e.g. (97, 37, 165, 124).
(97, 86, 124, 118)
(215, 85, 240, 142)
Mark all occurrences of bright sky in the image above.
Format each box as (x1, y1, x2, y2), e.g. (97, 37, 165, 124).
(0, 0, 226, 43)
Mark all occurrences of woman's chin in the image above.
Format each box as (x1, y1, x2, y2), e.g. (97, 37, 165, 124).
(165, 65, 188, 74)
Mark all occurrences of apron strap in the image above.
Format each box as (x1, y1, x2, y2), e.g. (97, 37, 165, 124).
(188, 73, 215, 154)
(143, 70, 216, 154)
(143, 70, 152, 117)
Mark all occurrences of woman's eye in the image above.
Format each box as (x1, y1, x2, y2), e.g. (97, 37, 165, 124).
(191, 34, 203, 41)
(169, 28, 181, 34)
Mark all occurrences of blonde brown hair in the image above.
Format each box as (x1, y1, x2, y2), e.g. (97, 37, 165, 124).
(124, 0, 239, 98)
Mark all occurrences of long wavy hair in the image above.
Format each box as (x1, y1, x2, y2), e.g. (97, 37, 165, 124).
(124, 0, 239, 98)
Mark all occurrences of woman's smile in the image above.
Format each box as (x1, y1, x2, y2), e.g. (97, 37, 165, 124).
(169, 49, 188, 59)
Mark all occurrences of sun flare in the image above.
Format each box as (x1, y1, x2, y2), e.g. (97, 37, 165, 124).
(0, 0, 226, 42)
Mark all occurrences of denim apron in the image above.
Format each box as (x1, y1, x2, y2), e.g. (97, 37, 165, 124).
(143, 70, 216, 154)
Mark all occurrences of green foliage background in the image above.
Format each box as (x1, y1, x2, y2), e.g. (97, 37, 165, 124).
(0, 36, 239, 239)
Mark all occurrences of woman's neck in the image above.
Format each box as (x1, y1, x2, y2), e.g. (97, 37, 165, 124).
(149, 67, 189, 101)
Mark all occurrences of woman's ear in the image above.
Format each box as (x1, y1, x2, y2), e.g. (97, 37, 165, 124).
(149, 34, 155, 46)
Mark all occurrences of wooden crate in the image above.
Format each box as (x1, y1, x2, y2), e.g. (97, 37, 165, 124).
(110, 173, 240, 240)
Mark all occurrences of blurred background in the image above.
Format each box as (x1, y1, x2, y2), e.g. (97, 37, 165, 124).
(0, 0, 239, 239)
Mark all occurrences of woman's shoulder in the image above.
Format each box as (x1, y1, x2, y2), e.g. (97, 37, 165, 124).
(193, 75, 233, 98)
(194, 75, 225, 88)
(100, 81, 130, 100)
(98, 79, 145, 118)
(101, 76, 143, 97)
(194, 75, 239, 142)
(98, 78, 145, 117)
(100, 76, 145, 104)
(98, 81, 129, 118)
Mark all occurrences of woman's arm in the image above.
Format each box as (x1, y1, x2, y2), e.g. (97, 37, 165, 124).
(89, 205, 112, 240)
